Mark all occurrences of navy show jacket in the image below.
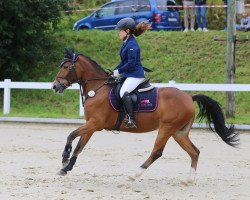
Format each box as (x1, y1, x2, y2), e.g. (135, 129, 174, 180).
(115, 35, 145, 78)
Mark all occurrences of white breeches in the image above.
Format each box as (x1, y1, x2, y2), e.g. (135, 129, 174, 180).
(120, 77, 145, 98)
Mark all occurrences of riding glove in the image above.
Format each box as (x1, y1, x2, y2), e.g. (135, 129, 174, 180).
(113, 69, 120, 77)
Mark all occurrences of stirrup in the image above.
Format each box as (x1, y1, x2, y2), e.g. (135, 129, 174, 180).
(125, 120, 137, 128)
(124, 117, 137, 128)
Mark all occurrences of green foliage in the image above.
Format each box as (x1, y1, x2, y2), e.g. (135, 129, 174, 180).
(50, 29, 249, 84)
(57, 0, 109, 30)
(0, 0, 68, 81)
(8, 90, 80, 118)
(206, 1, 225, 29)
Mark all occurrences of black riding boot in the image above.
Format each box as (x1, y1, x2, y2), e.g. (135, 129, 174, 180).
(122, 92, 137, 128)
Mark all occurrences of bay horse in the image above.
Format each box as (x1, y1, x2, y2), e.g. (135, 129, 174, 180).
(52, 49, 239, 184)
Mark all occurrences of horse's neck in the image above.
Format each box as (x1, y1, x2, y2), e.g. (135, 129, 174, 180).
(79, 55, 107, 79)
(79, 55, 108, 96)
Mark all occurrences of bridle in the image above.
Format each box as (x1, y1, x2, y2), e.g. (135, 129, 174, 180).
(56, 53, 118, 105)
(57, 55, 79, 84)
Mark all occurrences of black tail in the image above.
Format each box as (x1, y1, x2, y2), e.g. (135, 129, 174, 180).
(192, 94, 239, 147)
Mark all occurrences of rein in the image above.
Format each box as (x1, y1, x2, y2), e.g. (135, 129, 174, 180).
(81, 76, 121, 104)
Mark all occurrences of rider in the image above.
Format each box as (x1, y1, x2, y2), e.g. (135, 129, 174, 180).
(113, 17, 151, 128)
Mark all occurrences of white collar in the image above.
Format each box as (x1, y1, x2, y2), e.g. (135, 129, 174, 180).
(123, 34, 131, 43)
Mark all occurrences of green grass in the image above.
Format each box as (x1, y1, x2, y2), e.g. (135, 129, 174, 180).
(0, 90, 80, 118)
(0, 30, 249, 124)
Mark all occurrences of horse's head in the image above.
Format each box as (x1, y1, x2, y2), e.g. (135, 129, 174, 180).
(52, 48, 81, 93)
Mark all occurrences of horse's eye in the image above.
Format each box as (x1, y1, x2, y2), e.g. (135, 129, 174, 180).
(63, 65, 69, 69)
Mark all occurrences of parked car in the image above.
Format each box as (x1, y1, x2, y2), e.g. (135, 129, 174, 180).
(73, 0, 182, 31)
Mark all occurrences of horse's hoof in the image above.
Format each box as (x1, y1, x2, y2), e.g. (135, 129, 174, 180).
(57, 169, 67, 176)
(180, 180, 189, 186)
(180, 179, 195, 186)
(127, 168, 145, 181)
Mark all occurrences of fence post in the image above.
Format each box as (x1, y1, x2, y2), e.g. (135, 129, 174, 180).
(79, 93, 84, 117)
(3, 79, 11, 115)
(226, 0, 236, 117)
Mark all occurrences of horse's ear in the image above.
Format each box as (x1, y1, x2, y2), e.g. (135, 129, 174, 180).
(64, 48, 69, 57)
(64, 48, 76, 59)
(69, 48, 74, 56)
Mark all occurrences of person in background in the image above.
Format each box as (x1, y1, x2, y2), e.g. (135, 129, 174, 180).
(195, 0, 208, 32)
(236, 11, 250, 31)
(183, 0, 196, 32)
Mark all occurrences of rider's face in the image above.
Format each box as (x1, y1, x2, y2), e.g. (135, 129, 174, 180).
(242, 12, 248, 18)
(118, 29, 128, 40)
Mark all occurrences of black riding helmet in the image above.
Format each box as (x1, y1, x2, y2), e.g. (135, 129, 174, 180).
(116, 17, 136, 31)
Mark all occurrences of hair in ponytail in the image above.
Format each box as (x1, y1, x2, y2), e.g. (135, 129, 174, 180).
(133, 22, 151, 37)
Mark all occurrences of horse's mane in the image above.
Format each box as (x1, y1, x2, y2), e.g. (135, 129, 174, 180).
(80, 54, 106, 73)
(64, 48, 107, 74)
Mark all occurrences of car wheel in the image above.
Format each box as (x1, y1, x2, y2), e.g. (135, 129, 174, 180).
(79, 26, 89, 30)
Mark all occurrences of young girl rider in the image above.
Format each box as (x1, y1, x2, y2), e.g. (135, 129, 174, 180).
(113, 17, 150, 128)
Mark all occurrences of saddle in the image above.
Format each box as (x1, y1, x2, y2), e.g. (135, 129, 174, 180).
(108, 78, 158, 131)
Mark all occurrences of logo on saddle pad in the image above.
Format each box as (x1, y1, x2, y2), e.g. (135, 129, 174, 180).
(140, 99, 152, 107)
(109, 88, 158, 112)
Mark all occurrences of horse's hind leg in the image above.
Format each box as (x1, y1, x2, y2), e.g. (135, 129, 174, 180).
(128, 126, 175, 181)
(173, 128, 200, 185)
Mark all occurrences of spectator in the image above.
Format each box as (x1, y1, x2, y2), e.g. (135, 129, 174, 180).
(195, 0, 208, 32)
(236, 11, 250, 31)
(183, 0, 196, 32)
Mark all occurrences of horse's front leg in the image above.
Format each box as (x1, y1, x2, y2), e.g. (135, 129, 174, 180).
(58, 134, 93, 175)
(60, 130, 78, 167)
(58, 120, 97, 175)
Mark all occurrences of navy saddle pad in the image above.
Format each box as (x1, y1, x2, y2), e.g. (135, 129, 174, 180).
(109, 88, 159, 112)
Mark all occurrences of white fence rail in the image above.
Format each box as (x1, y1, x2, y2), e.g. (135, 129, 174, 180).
(1, 79, 250, 116)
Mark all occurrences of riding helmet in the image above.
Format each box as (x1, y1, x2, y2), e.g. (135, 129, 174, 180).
(116, 17, 136, 31)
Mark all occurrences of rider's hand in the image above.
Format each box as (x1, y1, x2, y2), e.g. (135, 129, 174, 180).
(113, 69, 120, 77)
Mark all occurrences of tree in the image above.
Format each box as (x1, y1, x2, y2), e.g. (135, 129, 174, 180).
(0, 0, 68, 80)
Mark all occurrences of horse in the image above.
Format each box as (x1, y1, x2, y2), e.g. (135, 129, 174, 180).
(52, 48, 239, 184)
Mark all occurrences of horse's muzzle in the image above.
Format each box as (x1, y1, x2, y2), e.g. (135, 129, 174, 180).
(52, 81, 66, 93)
